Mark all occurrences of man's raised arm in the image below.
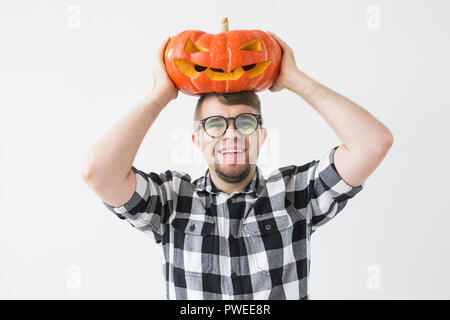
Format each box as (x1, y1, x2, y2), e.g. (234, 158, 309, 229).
(267, 31, 394, 188)
(81, 37, 178, 207)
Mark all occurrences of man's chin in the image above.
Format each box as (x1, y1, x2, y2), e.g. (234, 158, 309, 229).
(214, 163, 251, 184)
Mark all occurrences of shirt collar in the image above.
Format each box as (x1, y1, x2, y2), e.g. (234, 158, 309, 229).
(194, 166, 265, 197)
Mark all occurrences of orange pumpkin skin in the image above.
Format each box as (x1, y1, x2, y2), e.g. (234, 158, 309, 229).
(163, 29, 282, 95)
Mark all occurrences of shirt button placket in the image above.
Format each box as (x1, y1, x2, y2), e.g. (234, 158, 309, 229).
(219, 194, 234, 296)
(227, 197, 240, 295)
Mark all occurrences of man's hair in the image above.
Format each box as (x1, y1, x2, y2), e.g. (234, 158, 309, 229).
(194, 91, 263, 125)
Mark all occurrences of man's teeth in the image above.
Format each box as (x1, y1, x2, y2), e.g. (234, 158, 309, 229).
(219, 149, 245, 154)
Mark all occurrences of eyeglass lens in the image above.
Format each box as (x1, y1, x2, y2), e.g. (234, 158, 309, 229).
(204, 114, 258, 137)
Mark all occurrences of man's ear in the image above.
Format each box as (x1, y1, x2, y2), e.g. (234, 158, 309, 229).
(192, 132, 199, 148)
(260, 127, 268, 145)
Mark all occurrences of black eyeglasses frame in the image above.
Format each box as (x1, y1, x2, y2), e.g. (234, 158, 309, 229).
(195, 113, 263, 138)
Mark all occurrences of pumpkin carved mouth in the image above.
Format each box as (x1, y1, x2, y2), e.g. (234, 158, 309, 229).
(173, 59, 272, 80)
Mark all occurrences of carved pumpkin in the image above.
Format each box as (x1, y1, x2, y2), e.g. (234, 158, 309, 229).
(163, 18, 282, 95)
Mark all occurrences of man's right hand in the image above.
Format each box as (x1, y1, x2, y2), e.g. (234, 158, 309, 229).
(152, 37, 179, 103)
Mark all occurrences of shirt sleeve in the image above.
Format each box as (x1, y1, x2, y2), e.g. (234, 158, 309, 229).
(307, 145, 364, 233)
(102, 166, 174, 244)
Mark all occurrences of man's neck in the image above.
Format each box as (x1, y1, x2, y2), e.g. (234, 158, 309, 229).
(209, 166, 256, 195)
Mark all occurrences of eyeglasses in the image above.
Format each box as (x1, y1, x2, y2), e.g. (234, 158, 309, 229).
(196, 113, 263, 138)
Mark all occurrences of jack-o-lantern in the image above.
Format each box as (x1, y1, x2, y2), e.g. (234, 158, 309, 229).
(163, 18, 282, 95)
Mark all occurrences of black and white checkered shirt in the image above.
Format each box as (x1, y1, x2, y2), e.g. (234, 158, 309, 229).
(102, 145, 364, 299)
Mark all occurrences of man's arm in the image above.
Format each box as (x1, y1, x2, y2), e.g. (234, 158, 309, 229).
(81, 37, 178, 207)
(267, 31, 394, 187)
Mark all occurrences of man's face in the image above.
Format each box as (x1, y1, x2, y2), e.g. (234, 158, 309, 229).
(192, 97, 267, 184)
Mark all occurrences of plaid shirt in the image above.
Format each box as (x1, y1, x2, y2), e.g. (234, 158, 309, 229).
(102, 145, 364, 299)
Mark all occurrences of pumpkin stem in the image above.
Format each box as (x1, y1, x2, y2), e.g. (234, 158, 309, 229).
(221, 18, 229, 33)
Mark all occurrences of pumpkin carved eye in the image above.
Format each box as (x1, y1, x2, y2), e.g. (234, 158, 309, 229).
(185, 39, 209, 53)
(238, 39, 261, 51)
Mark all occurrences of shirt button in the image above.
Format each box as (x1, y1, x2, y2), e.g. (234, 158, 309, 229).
(189, 224, 196, 232)
(265, 224, 272, 231)
(231, 272, 238, 280)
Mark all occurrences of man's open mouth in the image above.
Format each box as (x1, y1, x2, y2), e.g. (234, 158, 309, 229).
(218, 148, 246, 154)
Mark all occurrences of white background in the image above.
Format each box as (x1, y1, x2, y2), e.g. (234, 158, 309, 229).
(1, 0, 449, 299)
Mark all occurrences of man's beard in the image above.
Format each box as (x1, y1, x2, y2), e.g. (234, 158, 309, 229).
(214, 163, 251, 184)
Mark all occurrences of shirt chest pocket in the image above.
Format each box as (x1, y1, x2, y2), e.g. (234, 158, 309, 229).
(242, 211, 294, 274)
(171, 215, 216, 276)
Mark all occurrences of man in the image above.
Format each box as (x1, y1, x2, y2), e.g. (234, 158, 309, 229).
(81, 32, 394, 299)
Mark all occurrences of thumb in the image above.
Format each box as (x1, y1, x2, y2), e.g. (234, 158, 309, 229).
(156, 37, 171, 61)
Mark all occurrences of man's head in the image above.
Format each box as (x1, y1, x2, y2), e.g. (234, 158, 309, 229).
(192, 91, 267, 184)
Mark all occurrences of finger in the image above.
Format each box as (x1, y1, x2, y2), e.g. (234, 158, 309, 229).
(268, 84, 276, 92)
(267, 31, 283, 43)
(156, 37, 171, 62)
(267, 31, 290, 51)
(155, 37, 169, 55)
(161, 36, 171, 49)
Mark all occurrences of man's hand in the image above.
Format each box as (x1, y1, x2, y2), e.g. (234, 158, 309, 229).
(267, 31, 300, 92)
(152, 37, 179, 103)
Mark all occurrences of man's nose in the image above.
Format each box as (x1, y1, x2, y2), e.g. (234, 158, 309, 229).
(223, 119, 237, 137)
